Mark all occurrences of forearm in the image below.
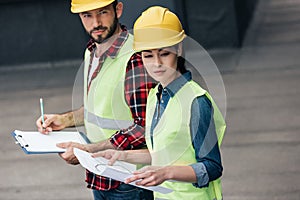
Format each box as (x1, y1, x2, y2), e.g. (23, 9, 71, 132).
(61, 106, 84, 128)
(72, 106, 84, 126)
(125, 149, 151, 164)
(85, 140, 115, 153)
(164, 165, 197, 183)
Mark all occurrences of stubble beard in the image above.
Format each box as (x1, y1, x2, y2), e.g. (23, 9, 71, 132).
(90, 16, 119, 44)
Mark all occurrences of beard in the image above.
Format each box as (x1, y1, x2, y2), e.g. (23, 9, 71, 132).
(89, 16, 118, 44)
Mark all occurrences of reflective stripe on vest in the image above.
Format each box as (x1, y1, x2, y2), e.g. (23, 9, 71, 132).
(146, 80, 225, 200)
(84, 109, 132, 130)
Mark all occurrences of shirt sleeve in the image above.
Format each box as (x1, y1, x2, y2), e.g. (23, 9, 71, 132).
(109, 53, 156, 150)
(189, 95, 223, 188)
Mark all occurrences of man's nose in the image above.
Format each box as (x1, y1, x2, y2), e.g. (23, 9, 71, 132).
(92, 15, 101, 28)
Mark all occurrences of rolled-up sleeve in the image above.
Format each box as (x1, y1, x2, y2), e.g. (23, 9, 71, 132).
(190, 95, 223, 188)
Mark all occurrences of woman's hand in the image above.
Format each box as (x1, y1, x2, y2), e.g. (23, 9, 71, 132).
(125, 166, 169, 186)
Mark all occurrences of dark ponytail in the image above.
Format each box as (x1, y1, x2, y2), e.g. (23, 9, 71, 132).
(177, 56, 188, 74)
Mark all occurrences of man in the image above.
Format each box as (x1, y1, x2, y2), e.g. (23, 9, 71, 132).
(36, 0, 155, 199)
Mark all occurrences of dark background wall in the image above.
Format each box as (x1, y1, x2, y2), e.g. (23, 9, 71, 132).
(0, 0, 87, 66)
(0, 0, 258, 67)
(234, 0, 259, 45)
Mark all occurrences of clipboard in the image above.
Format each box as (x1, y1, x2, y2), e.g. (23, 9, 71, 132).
(11, 130, 89, 154)
(73, 148, 173, 194)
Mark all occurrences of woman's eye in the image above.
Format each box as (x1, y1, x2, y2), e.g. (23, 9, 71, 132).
(160, 52, 170, 57)
(143, 54, 153, 58)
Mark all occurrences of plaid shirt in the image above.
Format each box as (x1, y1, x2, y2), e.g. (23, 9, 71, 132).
(85, 26, 156, 191)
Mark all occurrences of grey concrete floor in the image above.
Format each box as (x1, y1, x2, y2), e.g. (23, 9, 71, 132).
(1, 0, 300, 199)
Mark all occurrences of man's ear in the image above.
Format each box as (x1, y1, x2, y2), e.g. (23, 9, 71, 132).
(115, 2, 123, 19)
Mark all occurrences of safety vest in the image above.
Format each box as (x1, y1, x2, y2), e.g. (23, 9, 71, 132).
(145, 80, 226, 200)
(83, 35, 134, 143)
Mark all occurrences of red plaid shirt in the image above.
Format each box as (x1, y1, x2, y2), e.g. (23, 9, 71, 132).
(85, 27, 156, 190)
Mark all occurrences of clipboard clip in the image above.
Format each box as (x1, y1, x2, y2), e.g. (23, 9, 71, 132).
(15, 135, 29, 148)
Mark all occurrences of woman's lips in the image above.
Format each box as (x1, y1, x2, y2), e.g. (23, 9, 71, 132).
(153, 70, 166, 75)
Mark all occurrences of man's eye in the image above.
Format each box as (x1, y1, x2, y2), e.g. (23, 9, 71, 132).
(83, 14, 91, 18)
(98, 10, 108, 15)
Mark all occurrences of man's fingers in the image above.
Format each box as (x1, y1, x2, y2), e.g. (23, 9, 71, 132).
(36, 117, 47, 133)
(56, 142, 69, 148)
(45, 127, 52, 133)
(43, 117, 53, 128)
(58, 146, 79, 165)
(36, 115, 53, 134)
(92, 151, 105, 158)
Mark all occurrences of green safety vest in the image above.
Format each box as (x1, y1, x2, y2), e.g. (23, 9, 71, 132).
(83, 34, 134, 143)
(146, 80, 226, 200)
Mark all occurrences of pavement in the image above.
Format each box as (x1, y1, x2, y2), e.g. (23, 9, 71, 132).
(0, 0, 299, 199)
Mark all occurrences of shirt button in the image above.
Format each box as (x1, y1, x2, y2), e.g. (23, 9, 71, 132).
(161, 100, 164, 104)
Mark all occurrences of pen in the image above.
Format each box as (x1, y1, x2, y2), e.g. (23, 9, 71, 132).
(40, 98, 45, 125)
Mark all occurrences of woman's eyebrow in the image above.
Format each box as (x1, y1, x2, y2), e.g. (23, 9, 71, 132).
(142, 50, 152, 53)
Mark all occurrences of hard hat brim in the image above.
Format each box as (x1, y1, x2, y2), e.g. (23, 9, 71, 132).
(71, 0, 115, 13)
(133, 28, 186, 51)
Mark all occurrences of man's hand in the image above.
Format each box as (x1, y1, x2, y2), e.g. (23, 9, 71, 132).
(57, 142, 87, 165)
(36, 114, 66, 134)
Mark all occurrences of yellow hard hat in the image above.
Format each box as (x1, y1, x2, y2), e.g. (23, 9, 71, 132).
(133, 6, 186, 51)
(71, 0, 115, 13)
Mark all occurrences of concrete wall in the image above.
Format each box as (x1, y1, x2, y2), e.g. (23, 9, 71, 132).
(0, 0, 257, 67)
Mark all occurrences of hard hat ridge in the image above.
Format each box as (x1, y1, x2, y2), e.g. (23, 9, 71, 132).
(133, 6, 186, 51)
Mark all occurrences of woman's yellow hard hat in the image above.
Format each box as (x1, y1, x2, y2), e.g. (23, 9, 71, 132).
(133, 6, 186, 51)
(71, 0, 115, 13)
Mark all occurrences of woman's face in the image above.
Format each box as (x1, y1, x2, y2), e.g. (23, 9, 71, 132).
(141, 47, 180, 87)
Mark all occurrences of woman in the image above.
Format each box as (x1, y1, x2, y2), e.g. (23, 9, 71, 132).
(93, 6, 226, 200)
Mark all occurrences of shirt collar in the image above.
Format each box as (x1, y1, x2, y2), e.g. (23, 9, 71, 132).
(86, 25, 128, 59)
(162, 71, 192, 97)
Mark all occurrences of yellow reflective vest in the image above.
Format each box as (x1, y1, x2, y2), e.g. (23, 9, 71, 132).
(83, 34, 134, 143)
(145, 80, 226, 200)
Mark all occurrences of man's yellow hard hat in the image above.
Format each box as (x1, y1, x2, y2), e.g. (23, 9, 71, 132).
(133, 6, 186, 51)
(71, 0, 115, 13)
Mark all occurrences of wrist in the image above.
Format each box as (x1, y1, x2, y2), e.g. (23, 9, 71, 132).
(82, 144, 90, 153)
(122, 151, 128, 161)
(61, 112, 74, 128)
(164, 166, 175, 180)
(85, 143, 100, 153)
(85, 140, 114, 153)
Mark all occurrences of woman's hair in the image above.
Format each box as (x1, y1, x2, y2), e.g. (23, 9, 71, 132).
(177, 56, 188, 74)
(176, 41, 188, 74)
